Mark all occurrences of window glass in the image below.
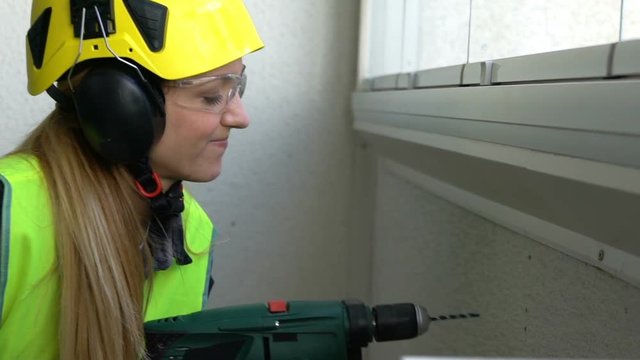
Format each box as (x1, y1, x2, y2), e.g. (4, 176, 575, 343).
(369, 0, 405, 77)
(469, 0, 621, 62)
(366, 0, 628, 78)
(622, 0, 640, 40)
(416, 0, 470, 70)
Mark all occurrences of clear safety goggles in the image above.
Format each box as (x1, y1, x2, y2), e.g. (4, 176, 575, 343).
(164, 65, 247, 114)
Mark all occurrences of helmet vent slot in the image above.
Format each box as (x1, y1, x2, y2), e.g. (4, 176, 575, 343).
(71, 0, 116, 40)
(27, 7, 52, 69)
(123, 0, 168, 52)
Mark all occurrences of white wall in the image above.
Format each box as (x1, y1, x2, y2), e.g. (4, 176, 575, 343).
(197, 0, 361, 306)
(0, 3, 53, 150)
(0, 1, 361, 306)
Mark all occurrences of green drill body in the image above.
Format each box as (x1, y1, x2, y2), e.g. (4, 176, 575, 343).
(145, 300, 430, 360)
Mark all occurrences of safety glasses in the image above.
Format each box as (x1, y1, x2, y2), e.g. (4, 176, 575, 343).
(165, 65, 247, 114)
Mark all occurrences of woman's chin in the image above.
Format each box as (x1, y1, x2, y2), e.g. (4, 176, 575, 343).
(186, 167, 222, 183)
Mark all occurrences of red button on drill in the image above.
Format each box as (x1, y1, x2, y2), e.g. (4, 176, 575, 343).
(268, 300, 288, 313)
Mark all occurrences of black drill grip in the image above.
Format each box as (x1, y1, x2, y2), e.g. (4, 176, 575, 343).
(343, 299, 374, 348)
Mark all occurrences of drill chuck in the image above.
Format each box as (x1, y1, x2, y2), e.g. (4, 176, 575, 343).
(372, 303, 430, 341)
(344, 301, 430, 346)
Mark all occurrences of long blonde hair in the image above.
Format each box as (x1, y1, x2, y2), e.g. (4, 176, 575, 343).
(15, 108, 152, 359)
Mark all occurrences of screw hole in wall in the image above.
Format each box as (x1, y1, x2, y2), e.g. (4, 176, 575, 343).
(597, 249, 605, 261)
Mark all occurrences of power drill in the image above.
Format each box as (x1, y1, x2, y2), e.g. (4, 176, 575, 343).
(144, 299, 431, 360)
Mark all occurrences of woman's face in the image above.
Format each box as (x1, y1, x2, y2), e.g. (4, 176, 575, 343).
(149, 59, 249, 189)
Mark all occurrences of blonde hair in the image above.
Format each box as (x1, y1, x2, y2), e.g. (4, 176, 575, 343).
(15, 109, 152, 359)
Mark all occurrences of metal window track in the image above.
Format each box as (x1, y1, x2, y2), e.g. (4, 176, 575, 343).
(353, 39, 640, 195)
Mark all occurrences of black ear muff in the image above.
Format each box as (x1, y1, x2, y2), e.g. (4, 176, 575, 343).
(73, 62, 165, 164)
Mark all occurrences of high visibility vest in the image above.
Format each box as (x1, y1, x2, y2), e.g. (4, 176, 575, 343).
(0, 154, 215, 359)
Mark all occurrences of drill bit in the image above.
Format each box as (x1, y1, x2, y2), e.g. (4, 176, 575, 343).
(429, 313, 480, 321)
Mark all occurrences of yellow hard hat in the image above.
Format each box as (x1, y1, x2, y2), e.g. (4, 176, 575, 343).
(26, 0, 264, 95)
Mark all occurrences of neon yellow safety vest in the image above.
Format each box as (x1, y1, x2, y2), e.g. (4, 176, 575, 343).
(0, 154, 216, 359)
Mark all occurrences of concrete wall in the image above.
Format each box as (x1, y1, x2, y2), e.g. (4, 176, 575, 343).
(357, 135, 640, 359)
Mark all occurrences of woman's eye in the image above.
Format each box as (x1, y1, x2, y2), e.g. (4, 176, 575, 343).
(202, 95, 224, 106)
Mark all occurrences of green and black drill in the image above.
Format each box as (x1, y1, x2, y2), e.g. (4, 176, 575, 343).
(145, 299, 478, 360)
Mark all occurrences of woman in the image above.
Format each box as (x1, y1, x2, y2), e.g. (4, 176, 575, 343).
(0, 0, 263, 359)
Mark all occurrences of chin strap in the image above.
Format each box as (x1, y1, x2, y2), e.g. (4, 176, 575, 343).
(128, 157, 192, 271)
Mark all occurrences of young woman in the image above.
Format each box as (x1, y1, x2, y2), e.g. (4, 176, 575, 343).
(0, 0, 263, 358)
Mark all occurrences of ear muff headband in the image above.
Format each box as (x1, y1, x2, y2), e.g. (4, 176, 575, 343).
(72, 61, 165, 164)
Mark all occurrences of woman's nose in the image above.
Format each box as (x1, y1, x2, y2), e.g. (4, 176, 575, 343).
(221, 95, 250, 129)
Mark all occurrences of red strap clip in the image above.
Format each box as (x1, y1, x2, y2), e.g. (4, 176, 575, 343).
(135, 171, 163, 198)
